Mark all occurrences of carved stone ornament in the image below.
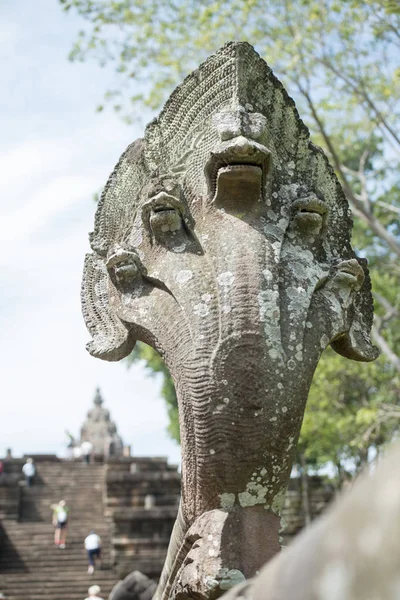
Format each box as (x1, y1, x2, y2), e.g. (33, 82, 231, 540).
(82, 42, 378, 600)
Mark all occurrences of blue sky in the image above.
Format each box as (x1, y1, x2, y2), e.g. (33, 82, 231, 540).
(0, 0, 180, 464)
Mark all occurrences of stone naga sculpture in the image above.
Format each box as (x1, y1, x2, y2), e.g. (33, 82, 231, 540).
(82, 42, 377, 600)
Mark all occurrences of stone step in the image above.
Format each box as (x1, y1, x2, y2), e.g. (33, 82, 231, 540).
(19, 508, 106, 514)
(18, 516, 106, 522)
(19, 511, 106, 516)
(0, 581, 118, 594)
(19, 482, 105, 489)
(20, 472, 105, 477)
(0, 565, 115, 574)
(2, 590, 116, 600)
(23, 477, 106, 484)
(0, 541, 112, 550)
(0, 544, 111, 553)
(0, 563, 114, 574)
(0, 560, 112, 569)
(0, 548, 111, 559)
(0, 572, 116, 582)
(0, 563, 113, 570)
(0, 462, 118, 600)
(1, 548, 106, 558)
(21, 475, 105, 481)
(2, 524, 110, 531)
(0, 571, 115, 582)
(20, 490, 104, 496)
(1, 530, 110, 539)
(22, 489, 101, 495)
(3, 521, 110, 529)
(2, 592, 115, 600)
(0, 588, 116, 596)
(0, 578, 117, 586)
(0, 586, 116, 592)
(1, 530, 111, 541)
(29, 478, 106, 481)
(1, 585, 117, 591)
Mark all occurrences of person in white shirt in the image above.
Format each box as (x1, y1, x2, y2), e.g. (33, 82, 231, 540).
(81, 441, 93, 464)
(84, 531, 102, 574)
(73, 446, 82, 459)
(84, 584, 103, 600)
(22, 458, 35, 487)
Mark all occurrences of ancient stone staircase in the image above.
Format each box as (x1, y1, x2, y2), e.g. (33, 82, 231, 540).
(0, 462, 118, 600)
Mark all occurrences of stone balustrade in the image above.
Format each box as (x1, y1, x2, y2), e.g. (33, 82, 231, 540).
(0, 478, 21, 520)
(281, 476, 334, 545)
(105, 457, 181, 578)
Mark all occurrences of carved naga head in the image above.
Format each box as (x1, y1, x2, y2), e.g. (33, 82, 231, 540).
(82, 42, 379, 593)
(82, 42, 377, 374)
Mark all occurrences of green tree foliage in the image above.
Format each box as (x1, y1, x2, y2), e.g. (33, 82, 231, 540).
(298, 348, 400, 480)
(63, 0, 400, 470)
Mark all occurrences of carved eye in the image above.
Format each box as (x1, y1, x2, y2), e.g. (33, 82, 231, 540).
(291, 196, 328, 235)
(106, 245, 140, 289)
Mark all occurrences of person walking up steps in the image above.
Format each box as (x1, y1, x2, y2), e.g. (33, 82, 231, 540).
(22, 458, 35, 487)
(85, 530, 102, 574)
(84, 585, 103, 600)
(52, 500, 69, 548)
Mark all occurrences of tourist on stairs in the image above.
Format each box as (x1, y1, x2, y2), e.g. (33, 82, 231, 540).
(22, 458, 35, 487)
(84, 585, 103, 600)
(81, 440, 93, 464)
(51, 499, 69, 548)
(85, 530, 102, 574)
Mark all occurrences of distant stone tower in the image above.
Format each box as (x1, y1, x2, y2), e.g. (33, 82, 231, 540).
(80, 388, 124, 456)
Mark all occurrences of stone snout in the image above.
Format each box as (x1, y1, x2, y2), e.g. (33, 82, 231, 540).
(140, 178, 196, 250)
(204, 108, 271, 211)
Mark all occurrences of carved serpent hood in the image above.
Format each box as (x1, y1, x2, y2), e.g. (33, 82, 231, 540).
(82, 41, 378, 597)
(83, 41, 376, 366)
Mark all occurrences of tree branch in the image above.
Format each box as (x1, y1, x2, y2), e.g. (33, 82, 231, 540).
(297, 85, 400, 258)
(373, 292, 400, 321)
(372, 324, 400, 373)
(320, 56, 400, 148)
(377, 200, 400, 216)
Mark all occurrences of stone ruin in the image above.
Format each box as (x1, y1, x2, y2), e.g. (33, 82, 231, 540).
(80, 388, 124, 457)
(81, 42, 379, 600)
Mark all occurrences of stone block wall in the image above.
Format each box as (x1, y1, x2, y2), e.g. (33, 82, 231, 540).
(105, 457, 180, 514)
(111, 507, 178, 578)
(0, 455, 62, 521)
(281, 476, 334, 545)
(104, 461, 335, 576)
(105, 457, 181, 578)
(0, 479, 21, 520)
